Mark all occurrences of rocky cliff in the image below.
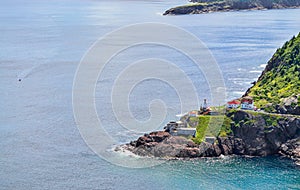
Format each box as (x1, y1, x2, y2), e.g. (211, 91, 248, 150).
(224, 111, 300, 157)
(163, 0, 300, 15)
(119, 111, 300, 165)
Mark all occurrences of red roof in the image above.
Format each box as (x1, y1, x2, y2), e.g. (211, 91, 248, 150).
(227, 100, 240, 105)
(241, 99, 253, 104)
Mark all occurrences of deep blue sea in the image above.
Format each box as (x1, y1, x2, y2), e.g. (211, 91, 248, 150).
(1, 0, 300, 189)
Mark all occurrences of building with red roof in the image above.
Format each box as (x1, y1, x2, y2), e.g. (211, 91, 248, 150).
(241, 96, 254, 110)
(227, 100, 241, 109)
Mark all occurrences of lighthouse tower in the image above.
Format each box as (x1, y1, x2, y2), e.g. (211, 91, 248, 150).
(203, 99, 208, 111)
(199, 99, 208, 113)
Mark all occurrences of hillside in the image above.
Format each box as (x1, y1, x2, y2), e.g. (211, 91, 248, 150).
(119, 33, 300, 164)
(163, 0, 300, 15)
(245, 32, 300, 114)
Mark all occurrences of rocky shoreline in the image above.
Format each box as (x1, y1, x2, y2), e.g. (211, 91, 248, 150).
(163, 0, 300, 15)
(118, 111, 300, 165)
(117, 33, 300, 166)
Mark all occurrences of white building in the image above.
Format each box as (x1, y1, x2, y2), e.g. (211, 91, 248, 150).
(241, 96, 254, 110)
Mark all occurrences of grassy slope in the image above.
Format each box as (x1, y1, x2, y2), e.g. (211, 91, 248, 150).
(192, 109, 300, 144)
(192, 115, 232, 143)
(246, 33, 300, 111)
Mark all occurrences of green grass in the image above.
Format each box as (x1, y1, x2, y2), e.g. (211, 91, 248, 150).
(191, 108, 297, 144)
(193, 116, 210, 144)
(192, 115, 231, 144)
(218, 116, 233, 137)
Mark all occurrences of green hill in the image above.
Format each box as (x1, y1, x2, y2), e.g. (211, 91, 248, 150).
(245, 32, 300, 113)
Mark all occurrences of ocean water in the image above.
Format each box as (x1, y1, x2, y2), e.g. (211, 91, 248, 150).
(1, 0, 300, 189)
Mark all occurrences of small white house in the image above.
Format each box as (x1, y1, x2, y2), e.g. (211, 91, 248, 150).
(241, 96, 254, 110)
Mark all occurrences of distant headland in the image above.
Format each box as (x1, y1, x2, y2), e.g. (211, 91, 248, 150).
(163, 0, 300, 15)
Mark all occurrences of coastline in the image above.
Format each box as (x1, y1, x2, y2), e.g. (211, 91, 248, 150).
(117, 32, 300, 166)
(117, 110, 300, 165)
(163, 1, 300, 15)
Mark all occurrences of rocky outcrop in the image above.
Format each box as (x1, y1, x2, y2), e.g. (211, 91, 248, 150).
(121, 131, 223, 158)
(227, 111, 300, 156)
(164, 2, 228, 15)
(275, 95, 300, 115)
(119, 111, 300, 165)
(163, 0, 300, 15)
(279, 138, 300, 165)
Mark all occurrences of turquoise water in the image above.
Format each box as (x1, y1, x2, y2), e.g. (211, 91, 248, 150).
(1, 0, 300, 189)
(144, 156, 300, 190)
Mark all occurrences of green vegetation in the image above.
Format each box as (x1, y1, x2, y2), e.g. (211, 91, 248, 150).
(193, 116, 210, 144)
(261, 114, 285, 127)
(193, 115, 232, 143)
(246, 32, 300, 111)
(191, 109, 298, 144)
(190, 33, 300, 144)
(218, 116, 233, 137)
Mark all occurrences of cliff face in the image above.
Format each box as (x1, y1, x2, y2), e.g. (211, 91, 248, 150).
(245, 33, 300, 114)
(163, 0, 300, 15)
(119, 111, 300, 164)
(220, 110, 300, 164)
(224, 111, 300, 156)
